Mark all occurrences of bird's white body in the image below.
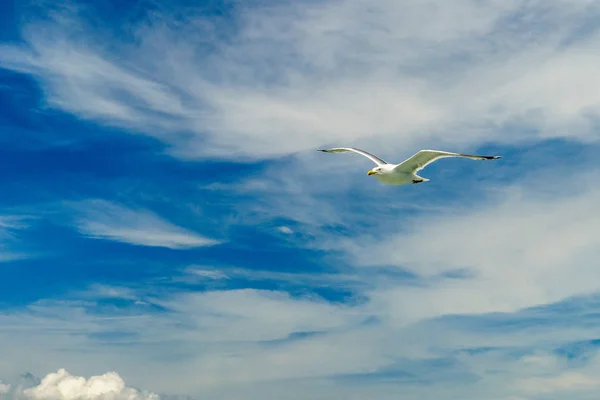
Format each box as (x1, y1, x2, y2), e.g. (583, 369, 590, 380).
(318, 147, 501, 186)
(371, 165, 428, 185)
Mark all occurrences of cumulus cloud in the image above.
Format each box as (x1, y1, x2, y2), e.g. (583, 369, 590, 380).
(8, 369, 159, 400)
(0, 382, 10, 394)
(73, 200, 219, 249)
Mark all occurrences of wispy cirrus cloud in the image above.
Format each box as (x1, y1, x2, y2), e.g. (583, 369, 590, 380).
(348, 171, 600, 324)
(0, 215, 34, 262)
(2, 1, 600, 161)
(73, 200, 219, 249)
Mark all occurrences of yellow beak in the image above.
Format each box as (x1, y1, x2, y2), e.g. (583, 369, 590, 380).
(367, 170, 376, 176)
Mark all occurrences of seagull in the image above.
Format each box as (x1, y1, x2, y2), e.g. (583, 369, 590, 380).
(318, 147, 501, 185)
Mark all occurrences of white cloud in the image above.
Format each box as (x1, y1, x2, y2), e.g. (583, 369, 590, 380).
(2, 167, 600, 400)
(76, 284, 139, 302)
(154, 289, 364, 344)
(178, 265, 362, 290)
(185, 268, 229, 280)
(508, 352, 600, 397)
(73, 200, 219, 249)
(0, 167, 593, 399)
(1, 1, 600, 160)
(2, 280, 600, 399)
(0, 216, 33, 262)
(518, 371, 600, 395)
(345, 171, 600, 325)
(277, 226, 294, 234)
(15, 369, 158, 400)
(0, 217, 29, 232)
(3, 1, 600, 399)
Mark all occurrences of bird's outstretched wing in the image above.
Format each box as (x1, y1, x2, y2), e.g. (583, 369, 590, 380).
(318, 147, 388, 166)
(393, 149, 501, 173)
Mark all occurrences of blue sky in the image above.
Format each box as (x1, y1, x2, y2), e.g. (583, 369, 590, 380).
(2, 0, 600, 399)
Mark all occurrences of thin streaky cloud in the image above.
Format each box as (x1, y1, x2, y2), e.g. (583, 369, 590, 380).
(0, 215, 34, 262)
(1, 1, 600, 160)
(73, 200, 220, 249)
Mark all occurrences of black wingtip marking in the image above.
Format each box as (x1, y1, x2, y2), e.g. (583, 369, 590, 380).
(460, 154, 502, 160)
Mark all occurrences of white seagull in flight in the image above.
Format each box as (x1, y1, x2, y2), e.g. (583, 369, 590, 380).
(318, 147, 501, 186)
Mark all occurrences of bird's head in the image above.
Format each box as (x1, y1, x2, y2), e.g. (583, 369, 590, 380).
(367, 166, 385, 176)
